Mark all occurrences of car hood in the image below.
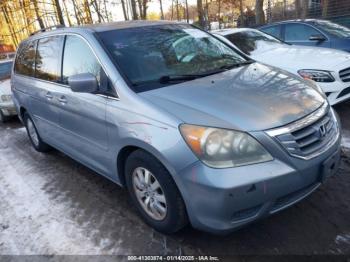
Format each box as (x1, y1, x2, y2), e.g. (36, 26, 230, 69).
(140, 63, 325, 131)
(0, 78, 11, 95)
(251, 42, 350, 70)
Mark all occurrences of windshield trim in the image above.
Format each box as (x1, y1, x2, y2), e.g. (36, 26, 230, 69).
(96, 24, 255, 93)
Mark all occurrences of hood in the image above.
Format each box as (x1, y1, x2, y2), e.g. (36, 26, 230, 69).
(140, 63, 325, 131)
(251, 42, 350, 70)
(0, 78, 11, 95)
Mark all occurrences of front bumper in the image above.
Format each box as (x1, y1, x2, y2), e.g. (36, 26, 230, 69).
(176, 132, 341, 234)
(0, 101, 17, 116)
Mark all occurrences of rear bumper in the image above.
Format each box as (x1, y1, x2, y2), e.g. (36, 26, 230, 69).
(176, 134, 341, 234)
(0, 101, 17, 116)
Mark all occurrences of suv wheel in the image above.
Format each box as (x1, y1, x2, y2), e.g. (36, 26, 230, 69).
(24, 113, 51, 152)
(125, 149, 188, 234)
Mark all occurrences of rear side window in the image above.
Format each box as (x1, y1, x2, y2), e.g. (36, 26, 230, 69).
(284, 23, 321, 41)
(261, 25, 281, 39)
(14, 40, 37, 77)
(62, 35, 102, 85)
(35, 36, 64, 82)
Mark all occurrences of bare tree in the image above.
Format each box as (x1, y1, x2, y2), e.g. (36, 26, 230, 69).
(197, 0, 205, 27)
(53, 0, 65, 25)
(159, 0, 164, 19)
(185, 0, 189, 22)
(322, 0, 329, 17)
(255, 0, 265, 25)
(121, 0, 129, 20)
(130, 0, 138, 19)
(32, 0, 45, 29)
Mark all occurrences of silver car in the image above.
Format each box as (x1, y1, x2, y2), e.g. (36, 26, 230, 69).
(0, 59, 17, 122)
(12, 21, 341, 234)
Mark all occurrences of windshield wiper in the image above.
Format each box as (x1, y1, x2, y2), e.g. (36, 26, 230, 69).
(220, 60, 254, 70)
(159, 74, 203, 84)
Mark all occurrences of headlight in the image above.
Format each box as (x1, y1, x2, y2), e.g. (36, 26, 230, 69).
(0, 95, 11, 102)
(179, 124, 273, 168)
(298, 70, 334, 83)
(304, 79, 325, 96)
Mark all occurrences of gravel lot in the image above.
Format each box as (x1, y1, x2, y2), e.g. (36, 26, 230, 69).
(0, 102, 349, 256)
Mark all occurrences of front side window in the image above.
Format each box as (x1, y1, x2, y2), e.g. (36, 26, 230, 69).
(0, 61, 13, 80)
(98, 24, 247, 92)
(35, 36, 64, 82)
(62, 35, 102, 85)
(226, 30, 282, 55)
(14, 40, 37, 77)
(261, 25, 281, 39)
(314, 20, 350, 38)
(285, 23, 322, 41)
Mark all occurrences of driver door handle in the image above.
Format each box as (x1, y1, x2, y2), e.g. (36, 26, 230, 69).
(58, 96, 67, 104)
(45, 92, 53, 100)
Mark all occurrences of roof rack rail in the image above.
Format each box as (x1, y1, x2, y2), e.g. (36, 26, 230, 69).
(30, 24, 65, 36)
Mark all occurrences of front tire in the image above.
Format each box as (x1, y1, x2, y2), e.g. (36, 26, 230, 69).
(125, 150, 188, 234)
(24, 113, 51, 152)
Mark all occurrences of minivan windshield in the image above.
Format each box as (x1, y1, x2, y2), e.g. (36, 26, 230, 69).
(0, 61, 12, 80)
(98, 24, 249, 92)
(314, 20, 350, 38)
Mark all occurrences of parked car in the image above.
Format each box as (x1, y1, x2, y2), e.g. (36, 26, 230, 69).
(258, 19, 350, 52)
(0, 59, 17, 122)
(12, 21, 341, 234)
(0, 52, 16, 61)
(213, 28, 350, 105)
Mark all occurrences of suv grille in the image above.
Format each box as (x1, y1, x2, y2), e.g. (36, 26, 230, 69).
(267, 104, 339, 160)
(339, 67, 350, 82)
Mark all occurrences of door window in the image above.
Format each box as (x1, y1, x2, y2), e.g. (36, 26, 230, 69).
(261, 25, 281, 39)
(14, 40, 37, 77)
(62, 35, 102, 85)
(35, 36, 64, 82)
(285, 23, 322, 41)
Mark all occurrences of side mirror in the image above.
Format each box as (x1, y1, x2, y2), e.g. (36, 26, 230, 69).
(68, 73, 98, 93)
(309, 34, 326, 42)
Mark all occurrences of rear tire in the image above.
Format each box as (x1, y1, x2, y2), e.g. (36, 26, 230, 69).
(24, 113, 51, 152)
(125, 149, 188, 234)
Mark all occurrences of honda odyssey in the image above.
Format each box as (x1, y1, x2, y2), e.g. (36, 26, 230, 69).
(11, 21, 341, 234)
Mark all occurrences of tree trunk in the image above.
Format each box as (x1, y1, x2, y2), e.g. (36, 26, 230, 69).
(62, 0, 72, 26)
(159, 0, 164, 20)
(185, 0, 189, 23)
(301, 0, 308, 19)
(218, 0, 221, 28)
(32, 0, 45, 29)
(322, 0, 329, 18)
(255, 0, 265, 25)
(53, 0, 65, 26)
(104, 0, 110, 21)
(142, 0, 147, 19)
(197, 0, 205, 28)
(121, 0, 129, 20)
(176, 0, 179, 21)
(239, 0, 244, 27)
(84, 0, 93, 23)
(130, 0, 138, 19)
(92, 0, 104, 23)
(171, 0, 174, 20)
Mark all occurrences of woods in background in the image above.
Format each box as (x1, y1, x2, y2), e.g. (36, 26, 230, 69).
(0, 0, 347, 49)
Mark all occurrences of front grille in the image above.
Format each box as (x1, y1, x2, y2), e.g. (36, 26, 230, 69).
(339, 67, 350, 82)
(337, 86, 350, 99)
(267, 104, 339, 159)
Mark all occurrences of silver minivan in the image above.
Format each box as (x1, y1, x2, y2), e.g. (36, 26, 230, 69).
(12, 21, 341, 234)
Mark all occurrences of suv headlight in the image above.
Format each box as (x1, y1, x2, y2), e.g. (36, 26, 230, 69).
(0, 95, 11, 102)
(180, 124, 273, 168)
(298, 70, 335, 83)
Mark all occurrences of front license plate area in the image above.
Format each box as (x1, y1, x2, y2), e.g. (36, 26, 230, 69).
(320, 150, 341, 183)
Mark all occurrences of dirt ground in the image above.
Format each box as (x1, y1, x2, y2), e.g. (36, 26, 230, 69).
(0, 102, 349, 256)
